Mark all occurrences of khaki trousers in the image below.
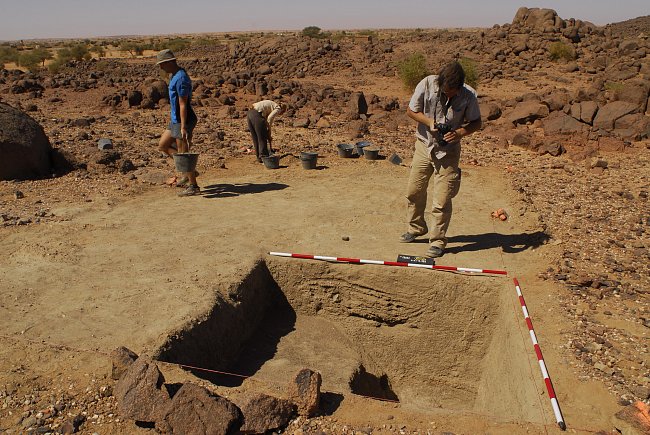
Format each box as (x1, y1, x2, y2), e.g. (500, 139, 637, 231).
(405, 139, 461, 249)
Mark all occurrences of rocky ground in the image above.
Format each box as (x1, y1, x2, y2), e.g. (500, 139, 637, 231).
(1, 7, 649, 435)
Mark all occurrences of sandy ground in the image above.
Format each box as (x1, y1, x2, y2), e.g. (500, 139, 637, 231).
(0, 152, 621, 433)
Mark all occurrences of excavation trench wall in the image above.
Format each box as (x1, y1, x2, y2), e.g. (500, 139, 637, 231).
(155, 258, 541, 421)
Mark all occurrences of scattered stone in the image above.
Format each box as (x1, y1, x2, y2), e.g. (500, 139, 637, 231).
(110, 346, 139, 381)
(156, 383, 241, 435)
(288, 368, 322, 417)
(114, 356, 171, 423)
(97, 138, 113, 150)
(239, 393, 296, 434)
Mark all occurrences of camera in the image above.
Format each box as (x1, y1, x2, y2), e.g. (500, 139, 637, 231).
(435, 123, 453, 146)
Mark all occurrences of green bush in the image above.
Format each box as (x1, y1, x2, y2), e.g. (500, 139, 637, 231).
(358, 29, 378, 39)
(17, 47, 52, 70)
(398, 53, 429, 91)
(163, 38, 190, 53)
(458, 57, 479, 90)
(48, 44, 89, 72)
(119, 41, 147, 56)
(604, 82, 625, 92)
(89, 45, 106, 58)
(192, 37, 219, 47)
(549, 41, 576, 61)
(302, 26, 323, 38)
(0, 45, 19, 65)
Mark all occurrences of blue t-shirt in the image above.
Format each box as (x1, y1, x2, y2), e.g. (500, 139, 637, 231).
(168, 68, 193, 124)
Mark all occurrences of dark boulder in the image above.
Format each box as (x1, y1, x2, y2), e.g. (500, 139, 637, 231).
(156, 383, 241, 435)
(0, 102, 52, 180)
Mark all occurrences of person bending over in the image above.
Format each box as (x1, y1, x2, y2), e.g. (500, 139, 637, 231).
(247, 99, 286, 162)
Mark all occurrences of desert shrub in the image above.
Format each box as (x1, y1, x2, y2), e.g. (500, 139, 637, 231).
(67, 43, 91, 61)
(192, 37, 220, 47)
(549, 41, 576, 61)
(17, 47, 52, 70)
(168, 38, 190, 53)
(48, 44, 89, 72)
(89, 45, 106, 58)
(458, 57, 479, 90)
(119, 41, 146, 56)
(604, 82, 625, 92)
(398, 52, 429, 91)
(358, 29, 378, 39)
(0, 45, 19, 65)
(330, 31, 347, 43)
(94, 60, 110, 71)
(302, 26, 323, 38)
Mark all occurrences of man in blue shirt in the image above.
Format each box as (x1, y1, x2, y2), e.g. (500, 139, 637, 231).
(156, 49, 199, 196)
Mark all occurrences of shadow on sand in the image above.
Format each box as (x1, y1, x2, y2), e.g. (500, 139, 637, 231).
(445, 231, 550, 254)
(200, 182, 289, 199)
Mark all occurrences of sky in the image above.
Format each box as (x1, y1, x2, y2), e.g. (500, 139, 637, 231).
(1, 0, 648, 41)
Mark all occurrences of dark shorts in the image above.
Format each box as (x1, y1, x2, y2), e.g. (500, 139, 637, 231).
(168, 117, 197, 139)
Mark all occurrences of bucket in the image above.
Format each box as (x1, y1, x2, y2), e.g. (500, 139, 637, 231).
(355, 141, 372, 156)
(300, 152, 318, 170)
(364, 147, 380, 160)
(173, 153, 199, 173)
(337, 143, 354, 158)
(262, 154, 280, 169)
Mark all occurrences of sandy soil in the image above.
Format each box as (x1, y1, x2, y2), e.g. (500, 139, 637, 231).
(0, 151, 620, 433)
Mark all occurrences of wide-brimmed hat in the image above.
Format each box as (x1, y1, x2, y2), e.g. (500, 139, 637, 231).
(156, 49, 176, 65)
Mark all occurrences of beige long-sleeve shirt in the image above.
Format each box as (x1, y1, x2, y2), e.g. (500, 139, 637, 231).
(252, 100, 282, 125)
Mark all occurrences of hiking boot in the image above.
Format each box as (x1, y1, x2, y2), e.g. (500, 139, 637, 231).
(399, 232, 424, 243)
(425, 246, 444, 258)
(177, 185, 200, 197)
(175, 171, 200, 188)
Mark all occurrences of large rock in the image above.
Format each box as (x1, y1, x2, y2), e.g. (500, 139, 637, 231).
(512, 7, 558, 31)
(288, 368, 321, 417)
(348, 91, 368, 115)
(507, 101, 549, 125)
(593, 101, 638, 129)
(239, 393, 296, 434)
(580, 101, 599, 124)
(543, 91, 569, 112)
(479, 101, 502, 121)
(156, 383, 241, 435)
(110, 347, 139, 381)
(613, 81, 650, 113)
(115, 357, 171, 423)
(0, 102, 52, 180)
(543, 111, 586, 134)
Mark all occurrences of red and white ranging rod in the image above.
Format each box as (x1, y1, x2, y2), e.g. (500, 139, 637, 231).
(514, 278, 566, 431)
(268, 251, 508, 276)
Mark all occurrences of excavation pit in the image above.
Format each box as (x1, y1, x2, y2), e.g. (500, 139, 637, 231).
(156, 258, 540, 420)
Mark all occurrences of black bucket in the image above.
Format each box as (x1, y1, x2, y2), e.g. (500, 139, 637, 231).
(364, 147, 380, 160)
(262, 155, 280, 169)
(173, 153, 199, 173)
(300, 152, 318, 169)
(355, 141, 371, 156)
(337, 143, 355, 158)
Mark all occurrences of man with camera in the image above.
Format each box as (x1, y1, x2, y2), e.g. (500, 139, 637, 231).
(400, 61, 482, 258)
